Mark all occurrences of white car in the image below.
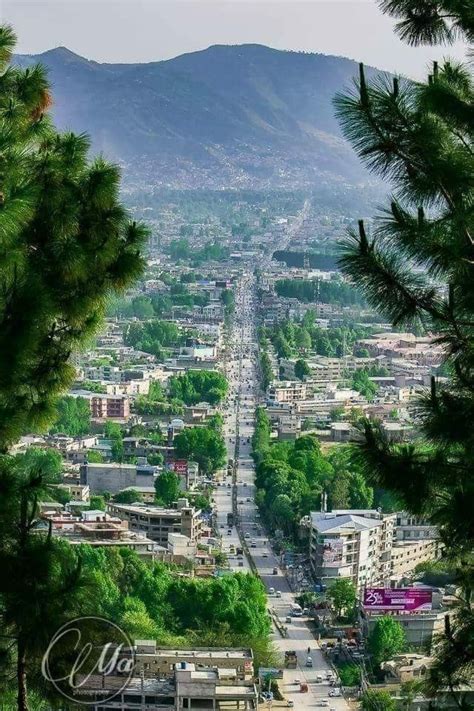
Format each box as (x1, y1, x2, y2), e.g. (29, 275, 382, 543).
(328, 690, 341, 698)
(268, 587, 275, 595)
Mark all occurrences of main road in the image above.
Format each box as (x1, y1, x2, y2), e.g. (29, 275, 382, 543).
(216, 270, 349, 710)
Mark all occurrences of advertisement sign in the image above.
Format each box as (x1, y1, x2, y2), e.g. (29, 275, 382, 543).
(173, 459, 188, 474)
(363, 588, 433, 612)
(322, 538, 343, 566)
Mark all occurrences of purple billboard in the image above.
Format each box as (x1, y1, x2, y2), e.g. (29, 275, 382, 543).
(363, 588, 433, 612)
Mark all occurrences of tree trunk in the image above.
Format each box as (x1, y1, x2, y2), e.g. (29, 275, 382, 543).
(17, 636, 29, 711)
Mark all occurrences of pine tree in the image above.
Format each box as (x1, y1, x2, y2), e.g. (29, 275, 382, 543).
(334, 2, 473, 705)
(0, 24, 148, 710)
(0, 25, 148, 450)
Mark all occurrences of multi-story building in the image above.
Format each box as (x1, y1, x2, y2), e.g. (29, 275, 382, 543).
(91, 394, 130, 420)
(107, 498, 203, 546)
(308, 510, 396, 592)
(131, 640, 254, 680)
(267, 380, 307, 404)
(80, 461, 156, 494)
(77, 661, 258, 711)
(390, 513, 443, 582)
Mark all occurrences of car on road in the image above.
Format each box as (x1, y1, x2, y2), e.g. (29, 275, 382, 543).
(262, 553, 268, 558)
(272, 567, 278, 574)
(275, 590, 281, 598)
(306, 656, 313, 667)
(268, 587, 275, 595)
(285, 615, 292, 623)
(328, 690, 341, 698)
(287, 701, 294, 708)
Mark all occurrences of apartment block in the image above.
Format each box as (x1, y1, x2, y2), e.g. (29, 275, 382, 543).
(267, 380, 307, 404)
(91, 394, 130, 420)
(309, 510, 396, 592)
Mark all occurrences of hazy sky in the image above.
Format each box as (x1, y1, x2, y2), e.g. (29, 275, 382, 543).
(2, 0, 468, 78)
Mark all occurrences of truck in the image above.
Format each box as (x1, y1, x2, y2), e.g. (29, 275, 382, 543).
(284, 651, 297, 669)
(227, 512, 234, 526)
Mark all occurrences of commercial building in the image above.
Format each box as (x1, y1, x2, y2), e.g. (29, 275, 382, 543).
(308, 510, 396, 591)
(107, 498, 203, 546)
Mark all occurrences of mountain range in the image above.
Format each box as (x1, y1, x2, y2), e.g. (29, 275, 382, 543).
(15, 44, 384, 191)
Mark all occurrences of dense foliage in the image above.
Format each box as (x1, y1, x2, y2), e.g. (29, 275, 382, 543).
(154, 470, 181, 506)
(49, 396, 91, 437)
(275, 278, 366, 307)
(169, 370, 228, 406)
(173, 426, 227, 475)
(335, 0, 474, 701)
(368, 615, 406, 668)
(252, 414, 373, 539)
(264, 317, 373, 359)
(123, 320, 183, 359)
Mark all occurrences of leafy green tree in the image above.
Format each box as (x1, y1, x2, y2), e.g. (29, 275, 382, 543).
(50, 396, 91, 437)
(335, 0, 474, 699)
(154, 470, 181, 506)
(337, 663, 361, 687)
(131, 295, 154, 320)
(368, 616, 406, 667)
(270, 494, 294, 535)
(168, 370, 228, 405)
(113, 489, 143, 504)
(295, 359, 311, 381)
(360, 690, 396, 711)
(105, 421, 124, 462)
(351, 369, 378, 400)
(0, 27, 147, 451)
(174, 427, 226, 475)
(327, 579, 356, 619)
(89, 495, 106, 511)
(86, 450, 104, 463)
(295, 327, 312, 352)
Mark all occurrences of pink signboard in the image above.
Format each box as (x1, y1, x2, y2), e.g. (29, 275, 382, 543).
(364, 588, 432, 612)
(173, 459, 188, 474)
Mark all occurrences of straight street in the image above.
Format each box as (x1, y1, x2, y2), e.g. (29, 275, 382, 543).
(216, 271, 349, 710)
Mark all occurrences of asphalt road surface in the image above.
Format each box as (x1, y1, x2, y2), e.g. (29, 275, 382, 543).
(214, 272, 349, 710)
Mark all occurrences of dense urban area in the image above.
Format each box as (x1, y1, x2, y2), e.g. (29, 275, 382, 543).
(1, 2, 473, 711)
(9, 195, 457, 710)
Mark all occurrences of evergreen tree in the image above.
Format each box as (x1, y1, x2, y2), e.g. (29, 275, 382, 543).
(0, 26, 148, 450)
(335, 2, 473, 703)
(0, 25, 148, 710)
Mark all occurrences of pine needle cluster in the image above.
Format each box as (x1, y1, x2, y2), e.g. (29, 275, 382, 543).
(0, 25, 148, 449)
(334, 2, 473, 703)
